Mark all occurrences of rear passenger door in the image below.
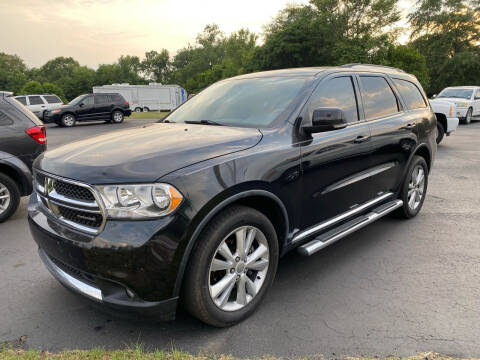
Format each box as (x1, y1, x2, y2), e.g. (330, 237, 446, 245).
(94, 94, 113, 119)
(360, 74, 419, 195)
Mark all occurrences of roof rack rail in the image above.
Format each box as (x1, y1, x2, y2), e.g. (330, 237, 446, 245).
(340, 63, 405, 73)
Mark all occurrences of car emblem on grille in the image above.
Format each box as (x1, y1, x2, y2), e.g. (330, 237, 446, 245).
(45, 177, 55, 195)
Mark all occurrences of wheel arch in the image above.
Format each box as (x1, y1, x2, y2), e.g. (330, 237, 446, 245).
(173, 189, 289, 297)
(413, 144, 432, 171)
(435, 113, 447, 132)
(0, 157, 32, 196)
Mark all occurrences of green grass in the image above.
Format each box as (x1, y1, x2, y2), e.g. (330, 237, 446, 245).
(0, 347, 478, 360)
(128, 111, 169, 119)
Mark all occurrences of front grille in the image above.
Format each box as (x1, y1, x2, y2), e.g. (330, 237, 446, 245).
(54, 180, 95, 202)
(34, 170, 105, 235)
(57, 206, 103, 228)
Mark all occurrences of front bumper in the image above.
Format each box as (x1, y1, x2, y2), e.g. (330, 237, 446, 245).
(446, 117, 459, 133)
(43, 112, 62, 123)
(28, 193, 189, 320)
(456, 107, 468, 119)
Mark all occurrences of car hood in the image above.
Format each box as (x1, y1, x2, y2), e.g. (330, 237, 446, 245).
(35, 123, 262, 184)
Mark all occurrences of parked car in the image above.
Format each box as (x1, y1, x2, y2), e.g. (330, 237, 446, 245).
(14, 94, 63, 120)
(434, 86, 480, 124)
(429, 99, 459, 143)
(28, 64, 436, 327)
(93, 83, 187, 112)
(43, 93, 132, 127)
(0, 92, 46, 222)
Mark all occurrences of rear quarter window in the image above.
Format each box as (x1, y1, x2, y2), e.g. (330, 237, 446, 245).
(43, 95, 63, 104)
(393, 79, 427, 109)
(15, 96, 27, 105)
(5, 97, 43, 126)
(0, 110, 14, 126)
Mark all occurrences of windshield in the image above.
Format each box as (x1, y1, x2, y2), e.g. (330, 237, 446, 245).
(69, 95, 87, 105)
(438, 88, 473, 99)
(165, 77, 309, 127)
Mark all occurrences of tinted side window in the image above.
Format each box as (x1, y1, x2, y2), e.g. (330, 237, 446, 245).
(95, 95, 112, 104)
(114, 94, 124, 103)
(359, 76, 399, 119)
(28, 96, 44, 105)
(0, 110, 14, 126)
(393, 79, 426, 109)
(82, 96, 94, 105)
(16, 97, 27, 105)
(309, 76, 359, 122)
(44, 95, 62, 104)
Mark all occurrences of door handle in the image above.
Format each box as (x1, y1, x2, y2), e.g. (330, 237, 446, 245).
(354, 135, 370, 143)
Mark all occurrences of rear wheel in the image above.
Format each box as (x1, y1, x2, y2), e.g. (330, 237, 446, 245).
(436, 122, 445, 144)
(0, 173, 20, 223)
(60, 113, 76, 127)
(396, 155, 428, 219)
(143, 107, 149, 112)
(111, 110, 124, 123)
(184, 205, 279, 327)
(134, 107, 142, 113)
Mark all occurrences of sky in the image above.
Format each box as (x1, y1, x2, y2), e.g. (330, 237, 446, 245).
(0, 0, 414, 69)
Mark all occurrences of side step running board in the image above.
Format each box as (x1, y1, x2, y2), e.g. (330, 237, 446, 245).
(297, 199, 403, 256)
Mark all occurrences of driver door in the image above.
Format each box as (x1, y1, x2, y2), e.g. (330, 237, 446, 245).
(299, 75, 374, 230)
(77, 95, 95, 120)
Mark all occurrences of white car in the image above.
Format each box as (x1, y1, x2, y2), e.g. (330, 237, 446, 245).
(429, 99, 459, 144)
(434, 86, 480, 124)
(13, 94, 64, 120)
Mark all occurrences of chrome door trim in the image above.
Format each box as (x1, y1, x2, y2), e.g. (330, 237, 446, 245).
(292, 192, 394, 243)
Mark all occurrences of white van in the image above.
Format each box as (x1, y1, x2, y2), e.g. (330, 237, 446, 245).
(14, 94, 64, 120)
(93, 83, 187, 112)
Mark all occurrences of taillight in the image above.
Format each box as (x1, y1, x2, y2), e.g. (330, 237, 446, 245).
(26, 125, 47, 145)
(124, 100, 129, 106)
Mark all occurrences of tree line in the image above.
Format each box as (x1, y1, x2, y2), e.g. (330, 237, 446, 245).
(0, 0, 478, 102)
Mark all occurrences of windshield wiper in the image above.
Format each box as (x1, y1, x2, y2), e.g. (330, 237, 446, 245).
(185, 120, 224, 126)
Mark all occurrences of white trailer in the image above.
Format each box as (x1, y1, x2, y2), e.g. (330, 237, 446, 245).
(93, 83, 187, 112)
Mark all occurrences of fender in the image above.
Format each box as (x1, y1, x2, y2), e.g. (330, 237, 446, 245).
(172, 189, 289, 297)
(399, 143, 432, 188)
(0, 152, 33, 196)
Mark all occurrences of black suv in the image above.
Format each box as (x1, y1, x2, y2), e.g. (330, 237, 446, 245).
(0, 92, 47, 222)
(44, 93, 132, 127)
(28, 65, 436, 326)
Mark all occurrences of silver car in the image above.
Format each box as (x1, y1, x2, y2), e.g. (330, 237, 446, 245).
(14, 94, 63, 120)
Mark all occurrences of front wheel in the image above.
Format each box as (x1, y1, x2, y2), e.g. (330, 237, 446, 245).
(436, 122, 445, 144)
(111, 110, 124, 123)
(464, 108, 473, 124)
(396, 155, 428, 219)
(60, 113, 76, 127)
(184, 205, 279, 327)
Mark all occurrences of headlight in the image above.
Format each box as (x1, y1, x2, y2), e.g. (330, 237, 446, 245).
(50, 109, 62, 114)
(455, 102, 468, 108)
(95, 183, 183, 219)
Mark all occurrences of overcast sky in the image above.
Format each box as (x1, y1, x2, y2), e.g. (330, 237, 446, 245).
(0, 0, 414, 69)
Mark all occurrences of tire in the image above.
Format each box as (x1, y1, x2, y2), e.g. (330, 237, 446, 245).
(111, 110, 124, 123)
(60, 113, 76, 127)
(42, 110, 48, 121)
(436, 122, 445, 144)
(464, 108, 473, 124)
(143, 107, 149, 112)
(134, 107, 142, 113)
(0, 173, 21, 223)
(184, 205, 279, 327)
(396, 155, 428, 219)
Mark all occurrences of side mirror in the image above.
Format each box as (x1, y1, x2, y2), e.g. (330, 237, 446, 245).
(304, 108, 348, 133)
(432, 94, 437, 99)
(79, 102, 84, 107)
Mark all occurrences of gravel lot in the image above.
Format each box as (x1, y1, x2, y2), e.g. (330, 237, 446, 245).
(1, 118, 480, 358)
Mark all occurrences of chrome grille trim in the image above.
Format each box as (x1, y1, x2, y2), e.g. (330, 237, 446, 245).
(33, 170, 106, 235)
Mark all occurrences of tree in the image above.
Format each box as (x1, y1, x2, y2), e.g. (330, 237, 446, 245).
(57, 66, 96, 100)
(409, 0, 480, 93)
(19, 80, 44, 95)
(0, 53, 28, 94)
(39, 57, 80, 83)
(141, 49, 170, 83)
(42, 82, 67, 102)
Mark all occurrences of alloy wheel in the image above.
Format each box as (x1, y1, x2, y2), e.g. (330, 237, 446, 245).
(466, 109, 472, 124)
(0, 182, 11, 215)
(63, 115, 74, 126)
(408, 165, 425, 210)
(209, 226, 269, 312)
(113, 111, 123, 122)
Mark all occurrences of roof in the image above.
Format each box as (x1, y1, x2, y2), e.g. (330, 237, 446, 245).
(0, 91, 13, 97)
(444, 86, 479, 89)
(229, 64, 410, 80)
(13, 93, 57, 97)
